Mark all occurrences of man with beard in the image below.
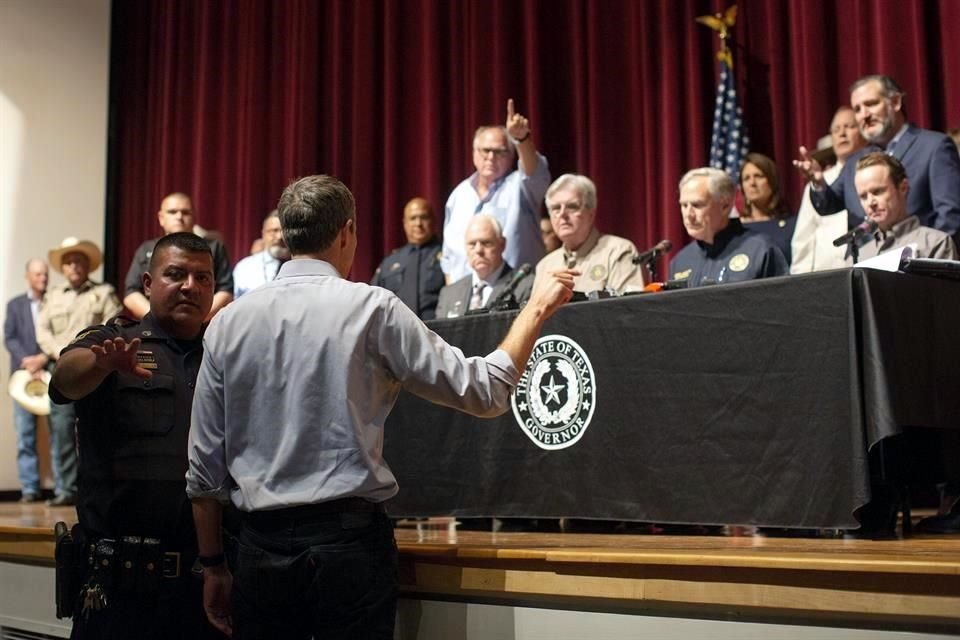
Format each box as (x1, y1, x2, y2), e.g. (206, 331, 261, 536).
(794, 74, 960, 237)
(233, 210, 291, 298)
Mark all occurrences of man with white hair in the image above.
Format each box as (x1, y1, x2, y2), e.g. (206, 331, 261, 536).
(535, 173, 645, 294)
(442, 99, 551, 282)
(436, 214, 533, 318)
(670, 168, 787, 287)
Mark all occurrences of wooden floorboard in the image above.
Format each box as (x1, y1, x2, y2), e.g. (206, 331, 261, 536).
(3, 504, 960, 631)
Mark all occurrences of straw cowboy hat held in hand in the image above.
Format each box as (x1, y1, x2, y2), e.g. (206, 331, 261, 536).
(8, 369, 51, 416)
(48, 237, 102, 271)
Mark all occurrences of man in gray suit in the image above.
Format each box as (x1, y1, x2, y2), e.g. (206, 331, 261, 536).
(435, 214, 533, 319)
(3, 258, 49, 502)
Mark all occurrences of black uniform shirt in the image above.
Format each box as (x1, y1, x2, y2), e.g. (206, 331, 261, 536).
(669, 218, 788, 288)
(124, 237, 233, 298)
(50, 313, 204, 550)
(370, 237, 444, 320)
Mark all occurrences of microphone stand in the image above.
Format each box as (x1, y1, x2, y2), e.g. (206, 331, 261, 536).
(848, 237, 860, 265)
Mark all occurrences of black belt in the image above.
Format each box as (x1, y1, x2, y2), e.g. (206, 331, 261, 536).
(244, 497, 384, 523)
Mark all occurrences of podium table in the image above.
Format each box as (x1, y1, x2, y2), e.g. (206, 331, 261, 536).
(383, 269, 960, 528)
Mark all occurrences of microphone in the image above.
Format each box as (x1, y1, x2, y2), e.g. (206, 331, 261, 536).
(490, 263, 533, 309)
(833, 219, 878, 247)
(632, 239, 672, 264)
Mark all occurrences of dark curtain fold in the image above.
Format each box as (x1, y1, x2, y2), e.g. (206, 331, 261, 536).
(108, 0, 957, 284)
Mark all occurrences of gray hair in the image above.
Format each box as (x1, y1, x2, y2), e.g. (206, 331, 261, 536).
(678, 167, 735, 201)
(546, 174, 598, 210)
(466, 213, 504, 238)
(472, 126, 517, 159)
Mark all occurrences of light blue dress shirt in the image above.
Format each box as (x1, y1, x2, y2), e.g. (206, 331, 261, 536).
(232, 250, 283, 298)
(186, 259, 520, 511)
(441, 153, 550, 281)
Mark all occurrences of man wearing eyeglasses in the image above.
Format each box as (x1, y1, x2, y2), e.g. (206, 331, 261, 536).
(535, 174, 645, 295)
(441, 99, 551, 283)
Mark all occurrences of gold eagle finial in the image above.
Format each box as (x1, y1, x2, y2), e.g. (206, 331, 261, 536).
(696, 5, 738, 68)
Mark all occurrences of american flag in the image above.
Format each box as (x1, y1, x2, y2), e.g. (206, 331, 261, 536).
(709, 60, 749, 180)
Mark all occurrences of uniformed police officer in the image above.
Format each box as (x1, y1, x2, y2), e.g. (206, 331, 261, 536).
(370, 197, 445, 320)
(51, 232, 225, 639)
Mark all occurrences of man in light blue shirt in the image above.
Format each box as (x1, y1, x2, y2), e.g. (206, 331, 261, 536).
(187, 174, 576, 639)
(232, 210, 290, 297)
(442, 99, 550, 282)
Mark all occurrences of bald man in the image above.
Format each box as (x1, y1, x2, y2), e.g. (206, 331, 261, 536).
(370, 197, 445, 320)
(123, 192, 233, 320)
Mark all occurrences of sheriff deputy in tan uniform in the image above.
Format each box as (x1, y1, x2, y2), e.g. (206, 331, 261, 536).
(36, 237, 123, 506)
(535, 173, 645, 294)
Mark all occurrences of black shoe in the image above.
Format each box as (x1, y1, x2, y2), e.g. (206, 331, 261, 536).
(19, 492, 41, 504)
(916, 501, 960, 534)
(46, 494, 76, 507)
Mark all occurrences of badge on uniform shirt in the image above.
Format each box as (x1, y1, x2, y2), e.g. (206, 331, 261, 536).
(673, 269, 692, 280)
(135, 350, 158, 370)
(728, 254, 750, 272)
(589, 264, 607, 281)
(390, 261, 402, 272)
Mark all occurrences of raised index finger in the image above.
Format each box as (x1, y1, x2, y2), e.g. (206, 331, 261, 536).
(506, 98, 515, 120)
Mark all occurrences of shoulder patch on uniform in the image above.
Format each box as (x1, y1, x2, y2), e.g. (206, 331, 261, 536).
(390, 261, 402, 272)
(728, 254, 750, 272)
(69, 329, 100, 345)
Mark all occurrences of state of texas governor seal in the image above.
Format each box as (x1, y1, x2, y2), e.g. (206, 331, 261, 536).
(511, 334, 596, 451)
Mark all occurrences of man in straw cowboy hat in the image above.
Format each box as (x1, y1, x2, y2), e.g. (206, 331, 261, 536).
(4, 258, 49, 502)
(36, 237, 122, 506)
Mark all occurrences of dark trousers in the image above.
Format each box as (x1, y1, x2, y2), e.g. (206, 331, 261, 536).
(233, 504, 398, 640)
(70, 574, 224, 640)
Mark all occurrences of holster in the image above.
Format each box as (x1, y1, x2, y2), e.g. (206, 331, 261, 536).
(54, 521, 86, 619)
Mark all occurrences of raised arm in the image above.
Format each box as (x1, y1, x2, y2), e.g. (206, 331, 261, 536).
(506, 98, 539, 178)
(52, 336, 150, 400)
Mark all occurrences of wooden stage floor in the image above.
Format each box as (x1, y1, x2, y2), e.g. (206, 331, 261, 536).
(2, 504, 960, 633)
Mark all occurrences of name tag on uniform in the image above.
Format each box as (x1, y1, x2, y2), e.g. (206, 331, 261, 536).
(136, 350, 158, 370)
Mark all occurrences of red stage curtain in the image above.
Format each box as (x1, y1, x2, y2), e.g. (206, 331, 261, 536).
(108, 0, 959, 284)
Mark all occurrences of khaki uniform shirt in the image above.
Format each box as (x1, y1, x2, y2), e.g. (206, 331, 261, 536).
(536, 228, 645, 294)
(854, 215, 959, 263)
(37, 280, 123, 358)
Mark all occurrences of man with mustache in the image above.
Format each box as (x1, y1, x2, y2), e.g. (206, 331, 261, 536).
(233, 210, 291, 298)
(794, 74, 960, 238)
(50, 232, 225, 639)
(37, 238, 124, 507)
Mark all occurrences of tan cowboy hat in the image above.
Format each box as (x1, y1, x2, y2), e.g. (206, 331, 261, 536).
(48, 237, 102, 271)
(8, 369, 51, 416)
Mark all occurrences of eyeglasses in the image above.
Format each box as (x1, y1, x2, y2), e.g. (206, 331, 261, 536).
(547, 201, 584, 217)
(474, 147, 511, 158)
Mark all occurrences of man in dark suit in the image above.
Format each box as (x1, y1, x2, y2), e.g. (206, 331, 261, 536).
(794, 74, 960, 237)
(435, 214, 533, 319)
(3, 258, 49, 502)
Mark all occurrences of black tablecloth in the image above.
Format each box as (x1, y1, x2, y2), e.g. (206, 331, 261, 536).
(383, 269, 960, 528)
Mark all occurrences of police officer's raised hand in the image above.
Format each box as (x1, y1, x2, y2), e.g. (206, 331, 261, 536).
(90, 337, 152, 379)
